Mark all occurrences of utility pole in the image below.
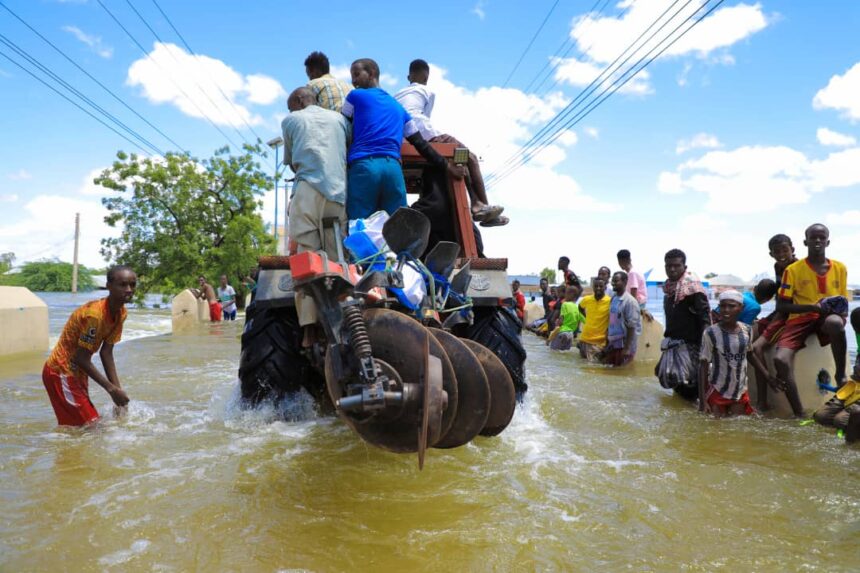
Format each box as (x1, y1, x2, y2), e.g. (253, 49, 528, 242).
(71, 212, 80, 293)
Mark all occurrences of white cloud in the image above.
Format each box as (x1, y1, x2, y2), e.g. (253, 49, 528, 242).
(813, 62, 860, 122)
(570, 1, 768, 65)
(583, 126, 599, 138)
(816, 127, 856, 147)
(127, 42, 285, 128)
(659, 143, 860, 214)
(472, 0, 487, 20)
(7, 169, 31, 180)
(0, 194, 18, 202)
(244, 74, 286, 105)
(62, 25, 113, 59)
(676, 132, 722, 154)
(379, 73, 398, 88)
(826, 210, 860, 227)
(553, 56, 651, 95)
(681, 212, 727, 232)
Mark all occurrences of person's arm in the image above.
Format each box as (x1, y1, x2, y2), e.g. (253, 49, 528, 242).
(775, 298, 821, 316)
(622, 303, 639, 359)
(691, 292, 712, 333)
(99, 343, 121, 388)
(698, 359, 710, 413)
(404, 130, 465, 179)
(73, 347, 128, 406)
(281, 122, 294, 169)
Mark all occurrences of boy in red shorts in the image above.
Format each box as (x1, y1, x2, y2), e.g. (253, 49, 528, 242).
(41, 265, 136, 426)
(698, 290, 769, 416)
(773, 224, 848, 417)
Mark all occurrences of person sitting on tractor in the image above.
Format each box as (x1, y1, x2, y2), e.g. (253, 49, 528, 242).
(304, 51, 353, 113)
(394, 59, 508, 227)
(341, 58, 464, 221)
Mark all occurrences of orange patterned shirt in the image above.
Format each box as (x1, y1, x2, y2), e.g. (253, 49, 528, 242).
(46, 298, 126, 376)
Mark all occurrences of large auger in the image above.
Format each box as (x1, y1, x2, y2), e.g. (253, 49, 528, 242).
(292, 208, 518, 469)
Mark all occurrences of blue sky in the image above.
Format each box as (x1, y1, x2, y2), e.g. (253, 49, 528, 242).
(1, 0, 858, 283)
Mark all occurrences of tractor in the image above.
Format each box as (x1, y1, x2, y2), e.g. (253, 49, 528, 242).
(237, 142, 527, 468)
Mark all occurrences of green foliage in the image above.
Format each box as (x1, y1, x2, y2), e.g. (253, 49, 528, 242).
(0, 252, 14, 274)
(539, 267, 557, 283)
(96, 144, 276, 299)
(0, 260, 95, 292)
(704, 272, 717, 279)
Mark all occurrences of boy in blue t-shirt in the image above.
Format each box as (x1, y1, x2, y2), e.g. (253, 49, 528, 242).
(341, 58, 463, 220)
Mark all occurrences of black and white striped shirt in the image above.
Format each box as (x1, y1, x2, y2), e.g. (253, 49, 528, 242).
(700, 323, 751, 400)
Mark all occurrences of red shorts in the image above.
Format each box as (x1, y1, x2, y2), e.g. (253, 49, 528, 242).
(42, 363, 99, 426)
(776, 314, 843, 351)
(707, 387, 754, 416)
(758, 315, 786, 343)
(209, 301, 223, 322)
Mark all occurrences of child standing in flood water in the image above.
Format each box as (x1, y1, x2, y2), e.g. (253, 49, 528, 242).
(698, 290, 770, 417)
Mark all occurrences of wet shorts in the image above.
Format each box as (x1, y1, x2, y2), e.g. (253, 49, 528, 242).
(603, 347, 634, 367)
(758, 314, 786, 343)
(550, 331, 574, 351)
(706, 387, 754, 416)
(209, 301, 223, 322)
(776, 313, 844, 351)
(42, 363, 99, 426)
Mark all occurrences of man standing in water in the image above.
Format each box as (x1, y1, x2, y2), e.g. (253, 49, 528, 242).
(196, 276, 221, 322)
(656, 249, 711, 400)
(218, 275, 237, 321)
(578, 277, 611, 361)
(604, 271, 641, 366)
(616, 249, 647, 309)
(41, 265, 135, 426)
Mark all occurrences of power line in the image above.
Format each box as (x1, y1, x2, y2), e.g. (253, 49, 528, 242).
(489, 0, 726, 186)
(122, 0, 253, 148)
(487, 0, 691, 183)
(149, 0, 264, 143)
(501, 0, 561, 88)
(0, 0, 187, 153)
(95, 0, 242, 150)
(0, 39, 160, 155)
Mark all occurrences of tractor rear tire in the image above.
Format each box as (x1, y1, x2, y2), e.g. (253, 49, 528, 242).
(238, 303, 327, 408)
(463, 307, 528, 396)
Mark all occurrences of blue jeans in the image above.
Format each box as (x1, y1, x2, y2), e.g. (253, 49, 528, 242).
(222, 308, 236, 321)
(346, 156, 407, 220)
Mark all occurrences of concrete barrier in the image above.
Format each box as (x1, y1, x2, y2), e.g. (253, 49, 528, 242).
(0, 286, 49, 357)
(524, 301, 544, 326)
(748, 335, 837, 418)
(171, 289, 208, 332)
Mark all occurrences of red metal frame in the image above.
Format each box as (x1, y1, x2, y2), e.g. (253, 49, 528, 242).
(400, 142, 479, 259)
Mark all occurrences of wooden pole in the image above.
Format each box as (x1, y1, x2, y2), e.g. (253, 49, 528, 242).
(71, 212, 80, 293)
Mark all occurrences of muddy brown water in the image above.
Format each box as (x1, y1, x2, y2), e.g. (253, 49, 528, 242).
(1, 294, 858, 571)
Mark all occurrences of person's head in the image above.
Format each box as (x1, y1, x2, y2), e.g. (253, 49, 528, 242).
(350, 58, 379, 89)
(767, 233, 795, 265)
(287, 87, 315, 112)
(220, 274, 228, 288)
(597, 266, 611, 284)
(304, 51, 330, 80)
(511, 279, 520, 293)
(557, 256, 569, 271)
(550, 285, 558, 298)
(664, 248, 687, 282)
(753, 278, 778, 304)
(611, 271, 628, 296)
(198, 275, 207, 286)
(564, 284, 581, 301)
(106, 265, 136, 304)
(540, 277, 548, 292)
(616, 249, 632, 272)
(717, 289, 744, 326)
(804, 223, 830, 257)
(407, 58, 430, 85)
(592, 277, 606, 298)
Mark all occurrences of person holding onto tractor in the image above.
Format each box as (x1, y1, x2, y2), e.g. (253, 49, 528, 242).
(304, 51, 352, 113)
(41, 265, 136, 426)
(341, 57, 464, 220)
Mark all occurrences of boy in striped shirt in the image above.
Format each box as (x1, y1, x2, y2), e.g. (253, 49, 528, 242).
(698, 290, 770, 417)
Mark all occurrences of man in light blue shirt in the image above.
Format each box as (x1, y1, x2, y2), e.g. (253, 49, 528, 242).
(281, 87, 351, 340)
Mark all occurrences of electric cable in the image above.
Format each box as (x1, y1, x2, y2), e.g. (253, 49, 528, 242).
(501, 0, 561, 88)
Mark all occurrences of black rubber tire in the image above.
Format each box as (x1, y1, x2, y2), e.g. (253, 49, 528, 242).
(238, 303, 327, 407)
(462, 307, 528, 396)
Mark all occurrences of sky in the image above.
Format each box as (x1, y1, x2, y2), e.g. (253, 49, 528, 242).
(1, 0, 859, 284)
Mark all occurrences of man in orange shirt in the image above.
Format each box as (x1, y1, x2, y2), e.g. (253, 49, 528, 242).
(774, 224, 848, 417)
(41, 265, 136, 426)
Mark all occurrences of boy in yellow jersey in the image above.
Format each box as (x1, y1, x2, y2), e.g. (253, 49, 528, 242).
(41, 265, 136, 426)
(578, 277, 611, 361)
(773, 224, 848, 417)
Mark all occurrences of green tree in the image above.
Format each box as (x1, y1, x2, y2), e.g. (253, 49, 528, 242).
(0, 252, 14, 274)
(539, 267, 557, 283)
(95, 144, 276, 299)
(0, 260, 95, 291)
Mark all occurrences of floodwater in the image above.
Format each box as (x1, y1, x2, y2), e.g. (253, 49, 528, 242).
(1, 293, 859, 571)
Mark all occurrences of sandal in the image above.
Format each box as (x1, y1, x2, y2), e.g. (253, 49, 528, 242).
(471, 204, 504, 222)
(480, 215, 509, 227)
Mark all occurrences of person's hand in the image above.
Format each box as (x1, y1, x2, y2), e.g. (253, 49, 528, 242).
(622, 350, 634, 365)
(766, 374, 786, 392)
(109, 386, 130, 407)
(447, 164, 466, 180)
